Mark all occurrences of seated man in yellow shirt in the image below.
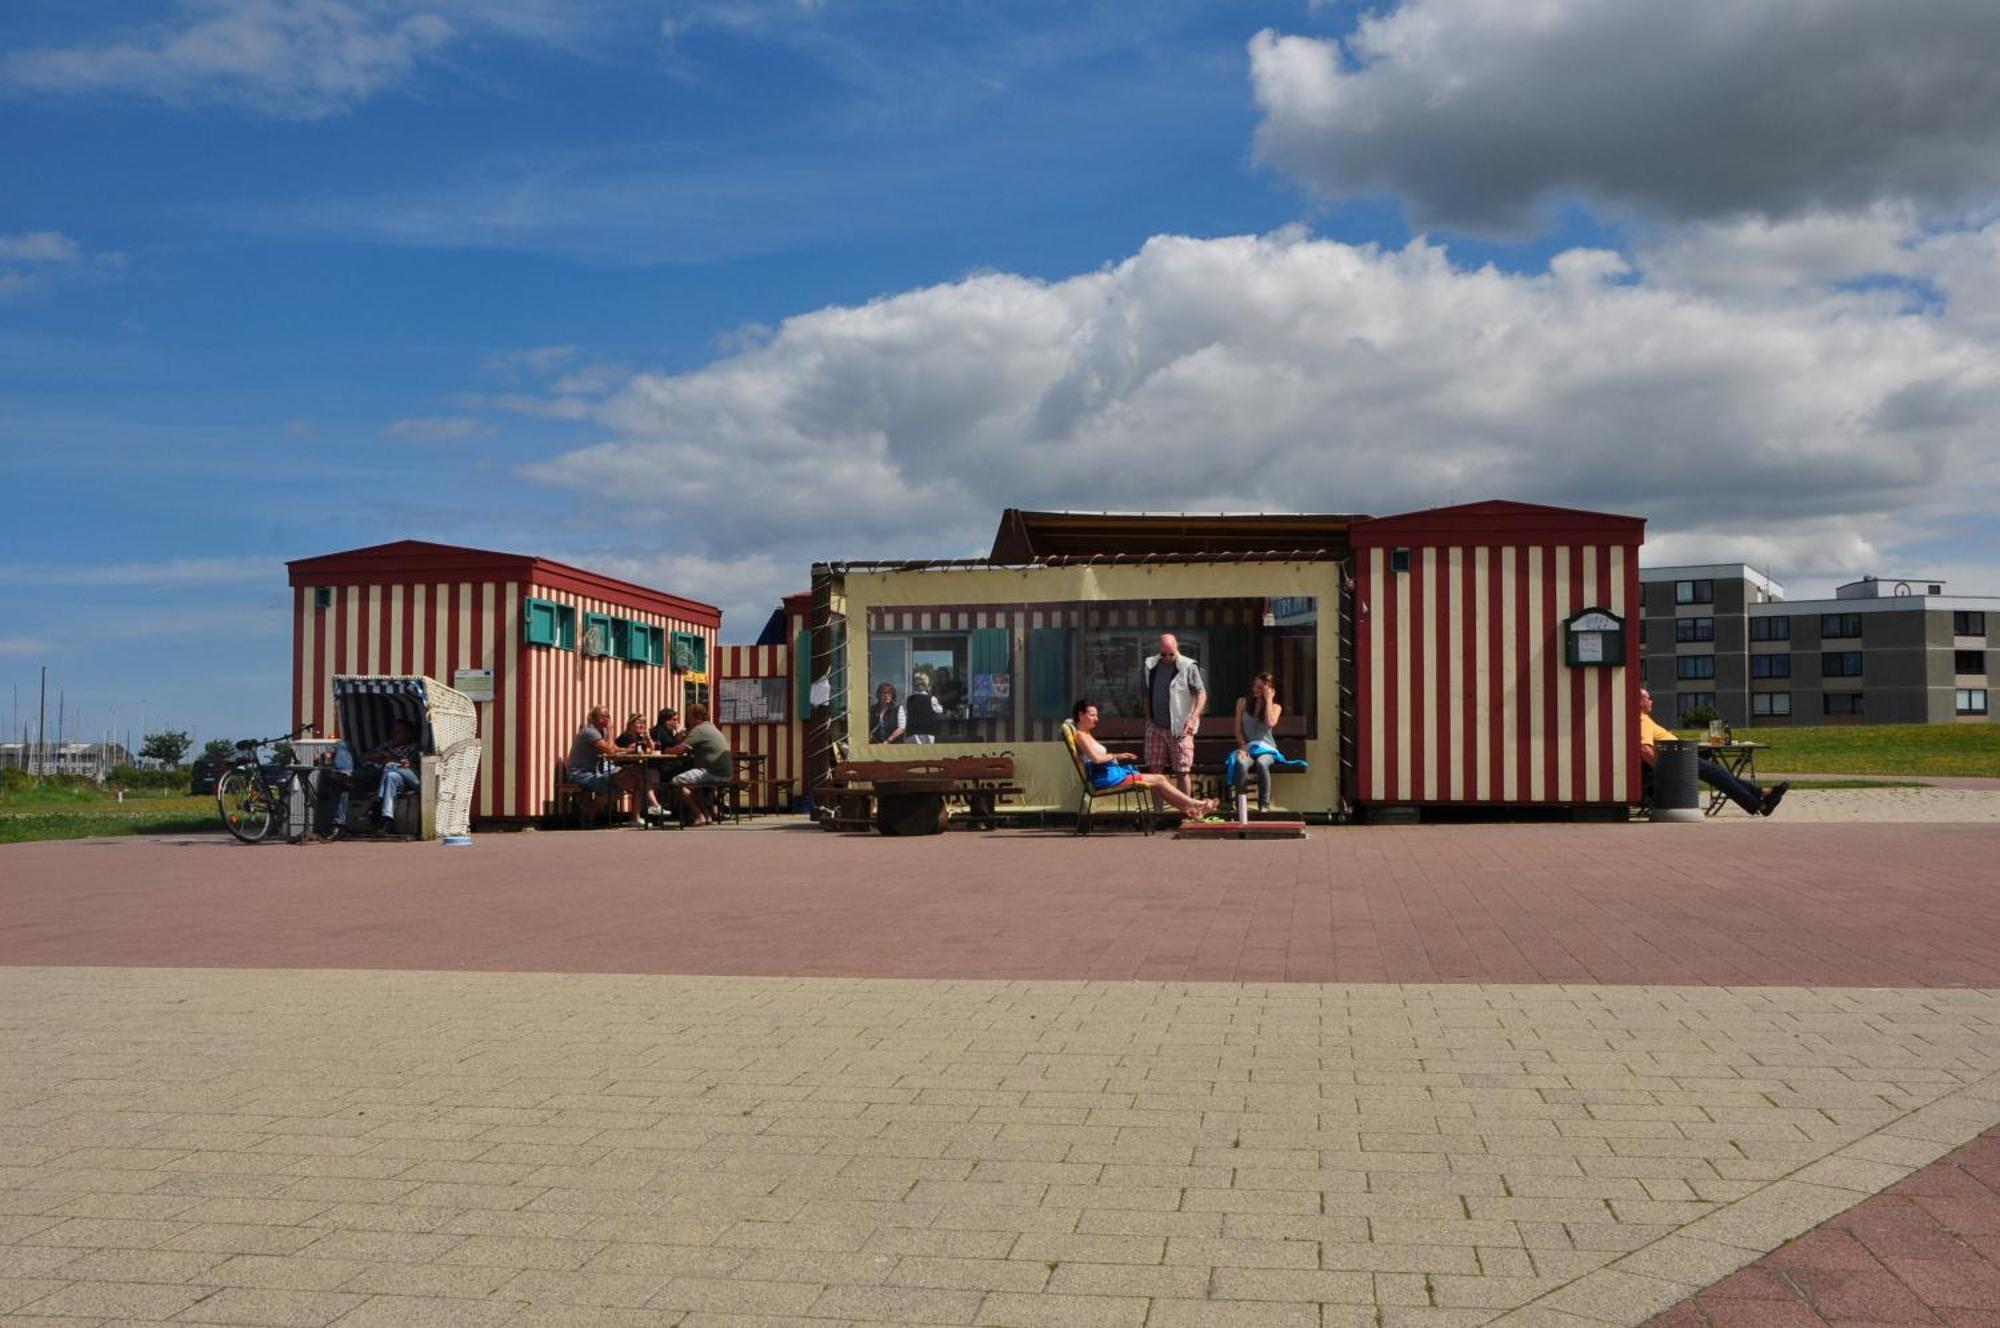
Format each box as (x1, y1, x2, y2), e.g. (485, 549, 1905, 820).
(1638, 688, 1787, 816)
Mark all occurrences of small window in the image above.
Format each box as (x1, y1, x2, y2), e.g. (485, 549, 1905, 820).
(1958, 688, 1989, 716)
(582, 612, 615, 657)
(1823, 693, 1865, 716)
(1676, 655, 1715, 680)
(1390, 548, 1412, 574)
(1821, 651, 1864, 678)
(1750, 617, 1790, 641)
(1674, 692, 1717, 717)
(1956, 650, 1986, 675)
(1752, 654, 1791, 679)
(1674, 579, 1714, 605)
(1956, 611, 1988, 637)
(1675, 617, 1714, 643)
(1752, 693, 1792, 717)
(522, 596, 576, 650)
(1821, 613, 1862, 639)
(313, 587, 333, 611)
(671, 631, 708, 673)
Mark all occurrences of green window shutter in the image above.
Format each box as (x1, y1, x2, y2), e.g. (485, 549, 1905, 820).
(647, 626, 666, 668)
(1027, 627, 1074, 720)
(969, 626, 1011, 675)
(610, 618, 631, 660)
(692, 634, 707, 674)
(523, 598, 557, 647)
(583, 613, 613, 656)
(795, 629, 813, 712)
(1203, 626, 1252, 715)
(558, 605, 576, 651)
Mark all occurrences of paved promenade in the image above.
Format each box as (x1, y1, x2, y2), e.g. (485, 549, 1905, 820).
(4, 813, 2000, 1326)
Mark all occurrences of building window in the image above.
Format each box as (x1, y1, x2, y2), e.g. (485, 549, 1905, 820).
(1955, 611, 1987, 637)
(1821, 613, 1862, 639)
(1959, 688, 1990, 716)
(582, 612, 615, 656)
(1675, 617, 1714, 643)
(1823, 693, 1865, 716)
(1751, 654, 1791, 679)
(522, 597, 577, 650)
(671, 631, 707, 673)
(1676, 655, 1715, 680)
(1752, 693, 1792, 717)
(1750, 617, 1790, 641)
(313, 586, 333, 611)
(1675, 692, 1717, 717)
(1674, 579, 1714, 605)
(1390, 548, 1412, 573)
(1821, 651, 1864, 678)
(1956, 650, 1987, 675)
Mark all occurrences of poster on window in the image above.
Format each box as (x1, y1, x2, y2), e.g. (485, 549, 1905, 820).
(969, 672, 1011, 719)
(718, 677, 788, 724)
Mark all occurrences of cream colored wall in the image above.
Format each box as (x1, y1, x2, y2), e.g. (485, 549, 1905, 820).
(838, 561, 1345, 813)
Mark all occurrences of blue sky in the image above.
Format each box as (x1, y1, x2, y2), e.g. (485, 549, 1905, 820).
(4, 0, 1997, 748)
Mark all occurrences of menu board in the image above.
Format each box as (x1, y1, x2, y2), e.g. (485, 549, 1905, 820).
(718, 676, 788, 724)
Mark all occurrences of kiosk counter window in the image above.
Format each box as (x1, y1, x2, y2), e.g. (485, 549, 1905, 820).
(863, 595, 1321, 745)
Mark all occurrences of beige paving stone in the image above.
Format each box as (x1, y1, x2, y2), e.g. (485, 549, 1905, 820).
(171, 1285, 366, 1326)
(10, 971, 2000, 1328)
(326, 1294, 525, 1327)
(9, 1278, 212, 1319)
(973, 1289, 1147, 1327)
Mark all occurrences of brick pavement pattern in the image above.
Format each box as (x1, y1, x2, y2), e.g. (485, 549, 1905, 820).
(6, 821, 2000, 986)
(6, 969, 2000, 1326)
(1643, 1124, 2000, 1328)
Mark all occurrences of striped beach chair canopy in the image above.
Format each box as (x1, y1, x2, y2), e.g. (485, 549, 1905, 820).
(331, 675, 475, 757)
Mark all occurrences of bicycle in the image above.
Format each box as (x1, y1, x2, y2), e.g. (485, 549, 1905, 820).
(215, 726, 312, 845)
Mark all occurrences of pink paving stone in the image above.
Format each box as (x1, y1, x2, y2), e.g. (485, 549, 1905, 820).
(4, 820, 2000, 984)
(1647, 1128, 2000, 1328)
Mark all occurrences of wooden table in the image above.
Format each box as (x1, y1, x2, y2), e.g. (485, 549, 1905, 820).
(1697, 741, 1769, 817)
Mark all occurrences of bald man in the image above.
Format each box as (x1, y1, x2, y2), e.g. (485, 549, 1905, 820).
(1143, 633, 1207, 800)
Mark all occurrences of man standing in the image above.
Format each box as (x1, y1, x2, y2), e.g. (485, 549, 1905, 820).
(1143, 633, 1206, 802)
(1638, 688, 1787, 816)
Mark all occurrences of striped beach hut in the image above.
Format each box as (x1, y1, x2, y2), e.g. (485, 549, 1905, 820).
(287, 541, 721, 823)
(1352, 501, 1644, 810)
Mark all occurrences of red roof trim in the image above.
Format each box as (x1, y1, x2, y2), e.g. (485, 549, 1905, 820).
(286, 540, 722, 628)
(1353, 500, 1644, 549)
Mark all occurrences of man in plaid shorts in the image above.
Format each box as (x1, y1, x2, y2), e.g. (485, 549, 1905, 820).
(1143, 633, 1207, 803)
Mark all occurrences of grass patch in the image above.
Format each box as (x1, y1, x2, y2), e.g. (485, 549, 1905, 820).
(0, 786, 218, 844)
(1675, 723, 2000, 777)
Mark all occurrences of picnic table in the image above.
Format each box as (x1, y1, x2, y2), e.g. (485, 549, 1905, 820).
(818, 754, 1020, 835)
(1698, 741, 1769, 817)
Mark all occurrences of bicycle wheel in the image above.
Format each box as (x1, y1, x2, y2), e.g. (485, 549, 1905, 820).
(216, 767, 277, 844)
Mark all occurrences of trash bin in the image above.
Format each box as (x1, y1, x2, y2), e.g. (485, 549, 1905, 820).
(1651, 740, 1701, 823)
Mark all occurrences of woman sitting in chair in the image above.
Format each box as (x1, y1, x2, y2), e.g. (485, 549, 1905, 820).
(1070, 699, 1216, 821)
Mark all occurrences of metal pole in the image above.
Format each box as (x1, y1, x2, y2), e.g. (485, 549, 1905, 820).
(37, 666, 47, 779)
(56, 691, 64, 774)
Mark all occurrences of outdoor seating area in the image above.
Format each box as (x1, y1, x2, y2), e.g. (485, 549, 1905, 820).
(817, 753, 1022, 835)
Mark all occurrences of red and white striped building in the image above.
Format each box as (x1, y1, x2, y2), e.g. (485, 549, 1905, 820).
(1353, 502, 1643, 808)
(287, 541, 720, 822)
(713, 590, 811, 806)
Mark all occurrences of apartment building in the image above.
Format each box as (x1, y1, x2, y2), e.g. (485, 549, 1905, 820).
(1640, 566, 1995, 726)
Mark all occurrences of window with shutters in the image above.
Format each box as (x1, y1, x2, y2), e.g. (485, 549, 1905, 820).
(522, 597, 576, 650)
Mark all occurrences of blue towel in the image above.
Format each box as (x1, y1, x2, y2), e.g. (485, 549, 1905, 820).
(1225, 740, 1308, 792)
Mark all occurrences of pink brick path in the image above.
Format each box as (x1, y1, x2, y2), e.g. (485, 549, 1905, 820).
(1647, 1127, 2000, 1328)
(3, 820, 1998, 984)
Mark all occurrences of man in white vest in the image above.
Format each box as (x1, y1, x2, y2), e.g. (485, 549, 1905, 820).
(1143, 633, 1206, 803)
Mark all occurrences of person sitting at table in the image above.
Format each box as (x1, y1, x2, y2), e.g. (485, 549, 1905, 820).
(659, 702, 734, 826)
(869, 682, 902, 744)
(1070, 699, 1217, 822)
(616, 711, 669, 816)
(362, 719, 421, 832)
(650, 706, 683, 750)
(1638, 687, 1788, 816)
(568, 704, 659, 826)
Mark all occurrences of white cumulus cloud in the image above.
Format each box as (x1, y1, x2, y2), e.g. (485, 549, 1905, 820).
(1249, 0, 2000, 232)
(518, 223, 2000, 623)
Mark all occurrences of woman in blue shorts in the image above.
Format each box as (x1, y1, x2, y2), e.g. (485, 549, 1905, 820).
(1070, 699, 1216, 821)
